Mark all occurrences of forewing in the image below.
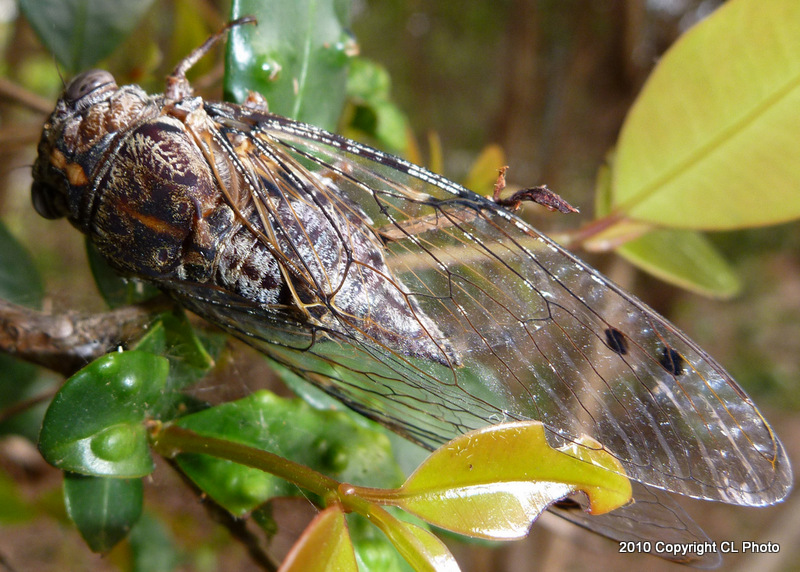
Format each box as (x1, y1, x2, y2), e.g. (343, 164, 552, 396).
(198, 103, 790, 508)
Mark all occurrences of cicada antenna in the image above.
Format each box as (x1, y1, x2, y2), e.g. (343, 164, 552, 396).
(166, 16, 257, 101)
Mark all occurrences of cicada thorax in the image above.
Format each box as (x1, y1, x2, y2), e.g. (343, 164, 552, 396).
(31, 72, 219, 281)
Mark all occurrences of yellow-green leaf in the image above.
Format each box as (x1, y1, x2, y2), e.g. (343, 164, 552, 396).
(386, 421, 631, 540)
(279, 506, 358, 572)
(611, 0, 800, 229)
(462, 144, 507, 196)
(616, 229, 741, 299)
(366, 505, 460, 572)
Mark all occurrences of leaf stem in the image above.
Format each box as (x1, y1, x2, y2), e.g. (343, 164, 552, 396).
(149, 423, 341, 499)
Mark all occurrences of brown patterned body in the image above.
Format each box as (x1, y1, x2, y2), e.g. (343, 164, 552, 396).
(32, 72, 451, 361)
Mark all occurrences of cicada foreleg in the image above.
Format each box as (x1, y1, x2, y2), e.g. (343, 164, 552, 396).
(166, 16, 258, 101)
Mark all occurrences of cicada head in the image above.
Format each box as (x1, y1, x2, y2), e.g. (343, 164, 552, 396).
(31, 70, 156, 233)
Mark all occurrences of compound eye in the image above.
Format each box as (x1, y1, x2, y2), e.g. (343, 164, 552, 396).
(65, 70, 116, 107)
(31, 180, 67, 220)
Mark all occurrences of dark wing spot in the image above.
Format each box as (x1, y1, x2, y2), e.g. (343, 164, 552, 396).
(660, 347, 685, 376)
(604, 327, 628, 355)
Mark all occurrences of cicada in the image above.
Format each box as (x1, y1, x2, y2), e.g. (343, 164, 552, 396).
(30, 19, 791, 566)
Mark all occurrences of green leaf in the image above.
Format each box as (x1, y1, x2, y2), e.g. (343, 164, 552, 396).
(347, 513, 416, 572)
(279, 505, 358, 572)
(63, 473, 143, 552)
(226, 0, 355, 129)
(611, 0, 800, 229)
(128, 512, 181, 572)
(0, 220, 44, 309)
(20, 0, 156, 72)
(366, 505, 460, 572)
(616, 229, 741, 299)
(387, 421, 632, 540)
(0, 468, 36, 524)
(461, 144, 507, 197)
(343, 58, 409, 152)
(175, 391, 404, 516)
(134, 310, 221, 390)
(590, 155, 741, 298)
(0, 355, 51, 442)
(39, 352, 169, 477)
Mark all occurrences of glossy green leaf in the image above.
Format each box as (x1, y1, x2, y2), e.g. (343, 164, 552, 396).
(226, 0, 355, 129)
(387, 421, 631, 540)
(175, 391, 404, 516)
(279, 505, 358, 572)
(617, 229, 741, 299)
(366, 505, 460, 572)
(20, 0, 156, 72)
(39, 352, 169, 477)
(611, 0, 800, 229)
(63, 473, 143, 552)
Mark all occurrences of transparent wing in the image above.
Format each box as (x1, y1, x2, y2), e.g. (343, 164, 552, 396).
(549, 482, 722, 567)
(190, 103, 790, 510)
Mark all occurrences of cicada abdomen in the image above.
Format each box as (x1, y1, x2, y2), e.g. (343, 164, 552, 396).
(31, 20, 791, 566)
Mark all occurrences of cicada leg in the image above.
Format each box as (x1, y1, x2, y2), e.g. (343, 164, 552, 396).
(166, 16, 257, 101)
(492, 166, 579, 214)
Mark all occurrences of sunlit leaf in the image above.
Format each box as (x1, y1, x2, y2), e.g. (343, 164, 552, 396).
(616, 229, 741, 299)
(63, 473, 143, 552)
(347, 513, 417, 572)
(279, 505, 358, 572)
(226, 0, 355, 129)
(611, 0, 800, 229)
(39, 352, 168, 477)
(462, 144, 507, 196)
(589, 155, 740, 298)
(20, 0, 156, 72)
(365, 505, 460, 572)
(385, 421, 631, 540)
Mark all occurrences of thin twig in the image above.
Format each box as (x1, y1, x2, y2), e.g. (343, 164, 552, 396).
(0, 297, 169, 376)
(0, 77, 53, 115)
